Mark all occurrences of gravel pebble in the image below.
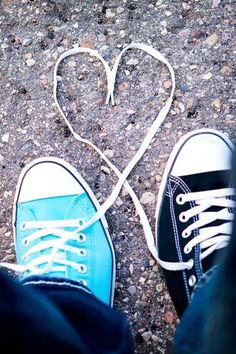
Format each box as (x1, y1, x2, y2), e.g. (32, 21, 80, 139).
(205, 33, 219, 46)
(202, 72, 212, 80)
(26, 58, 36, 67)
(142, 331, 152, 342)
(126, 58, 139, 66)
(140, 192, 156, 205)
(22, 38, 32, 46)
(1, 133, 9, 143)
(212, 99, 221, 110)
(127, 285, 137, 295)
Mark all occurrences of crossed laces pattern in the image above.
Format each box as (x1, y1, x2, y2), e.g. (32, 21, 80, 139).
(1, 43, 179, 277)
(1, 44, 233, 277)
(53, 43, 235, 272)
(176, 188, 235, 269)
(52, 43, 185, 271)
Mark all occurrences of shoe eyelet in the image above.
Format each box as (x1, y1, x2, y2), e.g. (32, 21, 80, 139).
(78, 218, 85, 227)
(188, 275, 196, 287)
(22, 254, 29, 262)
(79, 265, 87, 273)
(184, 245, 191, 254)
(179, 212, 188, 223)
(22, 238, 29, 247)
(182, 229, 191, 238)
(176, 194, 185, 205)
(80, 249, 87, 257)
(78, 233, 86, 242)
(20, 222, 27, 231)
(187, 259, 194, 270)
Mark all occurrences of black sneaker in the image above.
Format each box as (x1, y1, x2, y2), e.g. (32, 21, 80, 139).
(155, 129, 235, 317)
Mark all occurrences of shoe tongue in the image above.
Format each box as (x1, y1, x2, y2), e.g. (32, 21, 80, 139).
(180, 169, 232, 193)
(24, 195, 80, 278)
(28, 195, 79, 221)
(180, 169, 233, 272)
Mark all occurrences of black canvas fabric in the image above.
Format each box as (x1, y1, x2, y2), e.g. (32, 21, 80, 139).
(157, 169, 232, 317)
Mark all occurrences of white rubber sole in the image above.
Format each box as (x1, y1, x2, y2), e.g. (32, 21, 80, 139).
(155, 128, 234, 243)
(13, 157, 116, 306)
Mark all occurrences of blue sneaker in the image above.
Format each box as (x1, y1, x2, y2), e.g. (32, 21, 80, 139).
(12, 157, 115, 305)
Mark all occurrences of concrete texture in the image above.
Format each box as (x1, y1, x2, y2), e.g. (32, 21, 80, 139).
(0, 0, 235, 352)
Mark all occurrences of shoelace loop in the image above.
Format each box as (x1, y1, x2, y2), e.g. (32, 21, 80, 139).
(172, 187, 235, 271)
(1, 219, 88, 279)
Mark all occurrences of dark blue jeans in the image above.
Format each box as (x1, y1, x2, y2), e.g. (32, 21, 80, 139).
(0, 274, 133, 353)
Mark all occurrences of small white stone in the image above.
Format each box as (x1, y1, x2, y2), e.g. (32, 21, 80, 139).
(161, 28, 168, 36)
(205, 33, 218, 46)
(115, 197, 123, 208)
(164, 122, 172, 128)
(202, 72, 212, 80)
(142, 331, 152, 342)
(129, 264, 134, 274)
(182, 3, 191, 10)
(139, 277, 146, 285)
(4, 190, 12, 198)
(126, 123, 133, 131)
(26, 58, 36, 67)
(126, 109, 136, 115)
(160, 20, 167, 27)
(104, 149, 114, 158)
(178, 102, 185, 113)
(1, 133, 9, 143)
(106, 9, 115, 18)
(1, 43, 9, 49)
(46, 112, 57, 119)
(126, 58, 139, 66)
(68, 61, 76, 68)
(24, 52, 32, 60)
(117, 7, 124, 14)
(101, 166, 110, 174)
(212, 0, 221, 7)
(140, 192, 155, 204)
(22, 38, 32, 46)
(120, 30, 126, 39)
(165, 10, 172, 16)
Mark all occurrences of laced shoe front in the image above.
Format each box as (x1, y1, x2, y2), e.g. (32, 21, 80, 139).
(2, 158, 115, 306)
(156, 130, 235, 316)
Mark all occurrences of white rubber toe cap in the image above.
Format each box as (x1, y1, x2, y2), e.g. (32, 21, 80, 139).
(171, 130, 233, 177)
(17, 158, 85, 203)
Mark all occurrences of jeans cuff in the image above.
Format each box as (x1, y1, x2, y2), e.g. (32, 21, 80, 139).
(191, 264, 219, 301)
(21, 275, 92, 295)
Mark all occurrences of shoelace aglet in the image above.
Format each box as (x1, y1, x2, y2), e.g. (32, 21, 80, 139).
(106, 92, 115, 106)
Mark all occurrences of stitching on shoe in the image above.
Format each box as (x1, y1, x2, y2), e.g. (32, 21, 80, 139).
(168, 181, 191, 302)
(170, 176, 202, 279)
(165, 179, 180, 197)
(22, 280, 92, 294)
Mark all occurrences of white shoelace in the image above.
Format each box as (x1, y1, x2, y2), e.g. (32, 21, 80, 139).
(53, 43, 186, 271)
(1, 44, 234, 278)
(1, 219, 88, 281)
(1, 42, 178, 276)
(172, 187, 235, 271)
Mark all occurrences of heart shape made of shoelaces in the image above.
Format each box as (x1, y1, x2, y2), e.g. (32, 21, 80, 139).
(54, 42, 187, 271)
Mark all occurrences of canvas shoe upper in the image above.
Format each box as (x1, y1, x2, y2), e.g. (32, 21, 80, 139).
(156, 129, 235, 317)
(7, 157, 115, 306)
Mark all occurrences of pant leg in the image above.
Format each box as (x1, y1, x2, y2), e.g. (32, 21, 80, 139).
(173, 151, 236, 354)
(172, 265, 219, 354)
(0, 272, 133, 354)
